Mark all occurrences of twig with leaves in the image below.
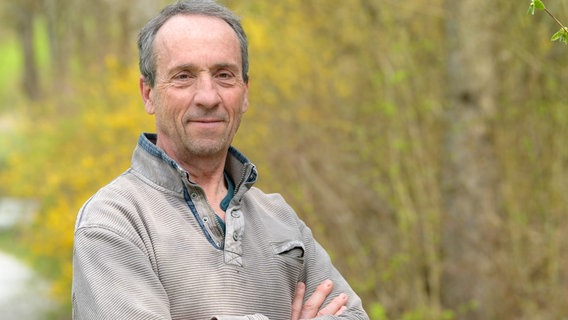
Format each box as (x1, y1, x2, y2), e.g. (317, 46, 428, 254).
(528, 0, 568, 44)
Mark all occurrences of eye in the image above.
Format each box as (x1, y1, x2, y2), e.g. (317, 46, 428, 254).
(216, 71, 234, 80)
(218, 71, 232, 78)
(215, 70, 237, 86)
(174, 72, 193, 81)
(170, 71, 197, 87)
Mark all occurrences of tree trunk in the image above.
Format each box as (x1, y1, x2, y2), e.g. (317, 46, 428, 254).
(15, 4, 41, 101)
(43, 0, 71, 95)
(441, 0, 504, 319)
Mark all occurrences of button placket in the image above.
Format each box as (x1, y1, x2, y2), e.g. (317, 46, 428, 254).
(187, 187, 224, 248)
(224, 207, 244, 266)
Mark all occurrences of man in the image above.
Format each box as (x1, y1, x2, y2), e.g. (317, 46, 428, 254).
(72, 1, 368, 319)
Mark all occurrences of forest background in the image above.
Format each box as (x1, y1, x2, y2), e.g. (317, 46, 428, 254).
(0, 0, 567, 319)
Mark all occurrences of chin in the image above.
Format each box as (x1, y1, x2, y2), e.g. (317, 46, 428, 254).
(186, 140, 228, 157)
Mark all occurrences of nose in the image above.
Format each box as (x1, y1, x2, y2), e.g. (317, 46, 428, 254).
(194, 73, 221, 108)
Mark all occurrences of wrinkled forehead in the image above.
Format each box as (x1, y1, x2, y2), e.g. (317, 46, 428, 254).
(153, 14, 241, 63)
(155, 15, 238, 49)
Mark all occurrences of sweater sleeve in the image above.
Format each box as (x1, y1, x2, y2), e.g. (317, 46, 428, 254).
(299, 220, 370, 320)
(211, 314, 270, 320)
(72, 226, 171, 320)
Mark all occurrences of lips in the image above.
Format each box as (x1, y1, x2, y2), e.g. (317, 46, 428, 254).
(189, 118, 225, 127)
(183, 112, 227, 128)
(191, 119, 222, 123)
(187, 118, 226, 132)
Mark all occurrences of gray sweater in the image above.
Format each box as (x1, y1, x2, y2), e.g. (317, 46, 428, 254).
(72, 133, 368, 320)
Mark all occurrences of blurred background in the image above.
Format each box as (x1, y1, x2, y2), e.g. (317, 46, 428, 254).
(0, 0, 567, 319)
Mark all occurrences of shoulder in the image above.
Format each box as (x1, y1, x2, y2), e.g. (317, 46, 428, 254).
(242, 187, 306, 228)
(74, 169, 161, 234)
(243, 187, 292, 211)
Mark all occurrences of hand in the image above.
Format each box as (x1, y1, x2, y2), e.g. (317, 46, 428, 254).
(290, 279, 348, 320)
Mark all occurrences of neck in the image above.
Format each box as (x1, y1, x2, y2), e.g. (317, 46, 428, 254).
(188, 164, 228, 220)
(156, 137, 227, 183)
(157, 139, 229, 219)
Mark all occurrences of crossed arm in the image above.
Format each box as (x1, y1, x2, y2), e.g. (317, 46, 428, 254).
(291, 280, 348, 320)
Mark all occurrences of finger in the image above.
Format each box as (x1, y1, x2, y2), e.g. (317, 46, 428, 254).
(290, 282, 306, 320)
(300, 279, 333, 319)
(316, 293, 348, 317)
(335, 305, 347, 316)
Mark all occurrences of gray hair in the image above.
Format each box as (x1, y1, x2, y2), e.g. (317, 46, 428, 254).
(137, 0, 249, 87)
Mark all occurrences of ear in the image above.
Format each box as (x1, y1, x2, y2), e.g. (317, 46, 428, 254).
(241, 81, 249, 113)
(140, 76, 155, 115)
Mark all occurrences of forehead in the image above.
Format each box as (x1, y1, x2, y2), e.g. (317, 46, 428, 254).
(153, 14, 241, 67)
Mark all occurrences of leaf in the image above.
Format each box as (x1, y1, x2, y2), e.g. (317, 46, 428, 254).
(551, 28, 568, 44)
(534, 0, 546, 10)
(528, 0, 546, 15)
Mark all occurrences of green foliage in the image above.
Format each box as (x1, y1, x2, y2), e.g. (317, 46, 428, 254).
(1, 0, 568, 319)
(551, 27, 568, 44)
(369, 302, 388, 320)
(528, 0, 568, 44)
(0, 56, 153, 306)
(0, 35, 22, 110)
(528, 0, 545, 14)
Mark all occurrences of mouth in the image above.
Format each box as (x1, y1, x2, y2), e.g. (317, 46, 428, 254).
(190, 118, 224, 124)
(188, 118, 225, 131)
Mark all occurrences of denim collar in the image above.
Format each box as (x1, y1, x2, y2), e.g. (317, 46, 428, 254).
(131, 133, 257, 201)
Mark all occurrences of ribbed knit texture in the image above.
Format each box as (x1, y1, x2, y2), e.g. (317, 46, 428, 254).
(72, 133, 368, 320)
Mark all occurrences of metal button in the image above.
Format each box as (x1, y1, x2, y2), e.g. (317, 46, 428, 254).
(247, 172, 257, 182)
(231, 211, 240, 218)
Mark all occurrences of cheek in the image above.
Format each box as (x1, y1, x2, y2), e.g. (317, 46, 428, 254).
(155, 92, 186, 119)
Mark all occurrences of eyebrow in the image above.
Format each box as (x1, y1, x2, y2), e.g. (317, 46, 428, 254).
(170, 62, 240, 74)
(169, 63, 198, 75)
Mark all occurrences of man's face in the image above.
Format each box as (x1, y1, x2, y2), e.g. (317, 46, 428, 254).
(140, 14, 248, 162)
